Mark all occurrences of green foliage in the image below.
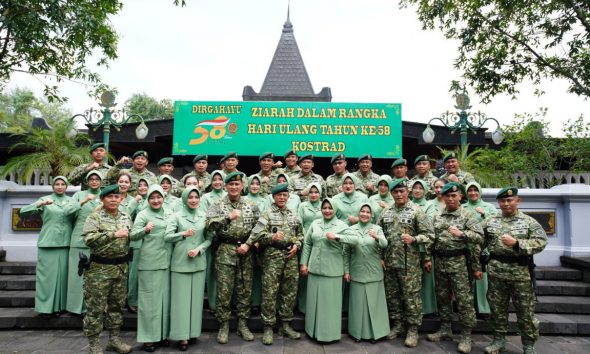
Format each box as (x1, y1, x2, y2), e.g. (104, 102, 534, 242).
(400, 0, 590, 102)
(561, 115, 590, 171)
(0, 87, 72, 133)
(124, 93, 174, 120)
(0, 120, 91, 183)
(0, 1, 123, 102)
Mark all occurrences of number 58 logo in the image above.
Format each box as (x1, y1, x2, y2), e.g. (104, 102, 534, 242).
(189, 116, 231, 145)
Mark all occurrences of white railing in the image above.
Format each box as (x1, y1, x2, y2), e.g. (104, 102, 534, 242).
(0, 167, 52, 186)
(513, 171, 590, 189)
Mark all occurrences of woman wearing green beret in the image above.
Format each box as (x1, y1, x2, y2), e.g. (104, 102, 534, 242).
(332, 173, 369, 226)
(368, 175, 393, 223)
(131, 185, 172, 352)
(66, 171, 103, 315)
(300, 198, 358, 342)
(165, 187, 211, 351)
(344, 203, 389, 342)
(20, 176, 78, 316)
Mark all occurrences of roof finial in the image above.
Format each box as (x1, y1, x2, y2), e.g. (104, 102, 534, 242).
(287, 0, 290, 22)
(283, 0, 293, 32)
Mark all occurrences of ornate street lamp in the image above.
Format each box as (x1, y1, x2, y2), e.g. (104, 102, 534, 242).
(69, 91, 148, 151)
(421, 93, 504, 150)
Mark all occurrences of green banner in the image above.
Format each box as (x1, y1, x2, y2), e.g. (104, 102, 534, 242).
(172, 101, 402, 158)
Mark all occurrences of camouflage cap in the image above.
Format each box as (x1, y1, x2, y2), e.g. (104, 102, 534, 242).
(259, 152, 274, 161)
(271, 183, 289, 195)
(390, 178, 408, 191)
(219, 151, 238, 164)
(441, 182, 465, 196)
(89, 143, 105, 152)
(192, 154, 208, 164)
(391, 158, 407, 168)
(496, 186, 518, 199)
(132, 150, 148, 159)
(414, 154, 429, 166)
(99, 184, 120, 198)
(331, 153, 346, 164)
(157, 157, 174, 166)
(224, 171, 245, 184)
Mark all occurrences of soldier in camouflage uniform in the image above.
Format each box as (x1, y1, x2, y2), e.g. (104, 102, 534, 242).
(68, 143, 111, 190)
(377, 178, 434, 347)
(220, 151, 241, 176)
(82, 184, 133, 354)
(410, 155, 438, 200)
(353, 154, 380, 196)
(390, 158, 409, 180)
(157, 157, 181, 197)
(107, 150, 157, 197)
(206, 172, 260, 344)
(439, 153, 476, 186)
(289, 154, 326, 202)
(238, 183, 303, 345)
(254, 152, 279, 197)
(482, 187, 547, 354)
(180, 154, 211, 194)
(325, 153, 349, 197)
(280, 150, 301, 177)
(427, 182, 484, 353)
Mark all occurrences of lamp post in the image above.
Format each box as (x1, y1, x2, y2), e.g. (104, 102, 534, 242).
(69, 91, 149, 152)
(421, 93, 504, 150)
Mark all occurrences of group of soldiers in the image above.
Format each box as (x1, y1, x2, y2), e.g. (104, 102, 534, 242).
(53, 143, 546, 354)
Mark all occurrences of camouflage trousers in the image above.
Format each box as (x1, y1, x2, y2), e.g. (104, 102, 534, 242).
(435, 258, 476, 328)
(83, 263, 128, 337)
(215, 254, 253, 322)
(384, 267, 423, 325)
(261, 248, 299, 326)
(488, 275, 539, 342)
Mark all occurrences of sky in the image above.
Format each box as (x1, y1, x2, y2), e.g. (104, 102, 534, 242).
(7, 0, 589, 137)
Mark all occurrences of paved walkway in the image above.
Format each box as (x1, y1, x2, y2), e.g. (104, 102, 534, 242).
(0, 331, 589, 354)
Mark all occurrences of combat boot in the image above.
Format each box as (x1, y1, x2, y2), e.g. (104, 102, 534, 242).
(237, 318, 254, 341)
(216, 321, 229, 344)
(88, 335, 104, 354)
(387, 321, 405, 340)
(106, 330, 133, 353)
(457, 329, 472, 353)
(262, 326, 274, 345)
(522, 340, 536, 354)
(278, 321, 301, 340)
(426, 322, 452, 342)
(484, 337, 506, 354)
(404, 325, 419, 347)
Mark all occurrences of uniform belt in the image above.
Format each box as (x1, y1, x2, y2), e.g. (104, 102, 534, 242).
(218, 236, 247, 245)
(433, 248, 467, 258)
(269, 242, 294, 251)
(490, 254, 529, 266)
(91, 250, 133, 265)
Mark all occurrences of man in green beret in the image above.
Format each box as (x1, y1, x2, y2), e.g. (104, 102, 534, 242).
(181, 154, 211, 194)
(82, 184, 133, 354)
(253, 152, 279, 197)
(279, 150, 301, 177)
(390, 158, 409, 180)
(157, 157, 181, 197)
(220, 152, 241, 176)
(440, 153, 476, 185)
(377, 178, 434, 347)
(238, 183, 304, 345)
(206, 171, 261, 344)
(107, 150, 157, 197)
(68, 142, 111, 190)
(410, 155, 437, 199)
(289, 154, 326, 202)
(427, 182, 483, 353)
(482, 187, 547, 354)
(326, 153, 349, 197)
(354, 154, 380, 196)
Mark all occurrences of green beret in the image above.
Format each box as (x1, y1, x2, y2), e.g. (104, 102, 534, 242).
(224, 171, 245, 184)
(271, 183, 289, 195)
(132, 150, 148, 159)
(219, 152, 238, 164)
(414, 155, 429, 166)
(284, 150, 297, 158)
(99, 184, 120, 198)
(390, 178, 408, 190)
(259, 152, 274, 161)
(192, 154, 208, 164)
(496, 187, 518, 199)
(157, 157, 174, 166)
(298, 154, 314, 163)
(441, 182, 465, 196)
(89, 143, 105, 152)
(357, 154, 372, 163)
(391, 158, 407, 168)
(331, 153, 346, 164)
(443, 152, 458, 163)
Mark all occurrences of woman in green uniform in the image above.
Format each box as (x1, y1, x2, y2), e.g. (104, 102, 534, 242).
(344, 203, 389, 342)
(333, 173, 369, 225)
(368, 175, 393, 223)
(66, 171, 103, 315)
(130, 185, 171, 352)
(464, 181, 497, 316)
(20, 176, 77, 316)
(300, 198, 358, 342)
(159, 174, 180, 212)
(245, 175, 268, 310)
(245, 175, 269, 212)
(428, 178, 447, 218)
(165, 187, 211, 351)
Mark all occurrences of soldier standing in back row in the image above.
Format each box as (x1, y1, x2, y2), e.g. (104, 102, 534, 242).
(290, 154, 326, 202)
(410, 155, 437, 199)
(107, 150, 157, 196)
(354, 154, 380, 196)
(180, 154, 211, 194)
(439, 153, 475, 185)
(157, 157, 181, 197)
(254, 152, 279, 197)
(482, 187, 547, 354)
(325, 153, 349, 197)
(68, 143, 111, 190)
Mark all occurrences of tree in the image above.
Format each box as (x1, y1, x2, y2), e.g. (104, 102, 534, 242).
(124, 93, 174, 120)
(560, 115, 590, 172)
(401, 1, 590, 102)
(0, 1, 123, 102)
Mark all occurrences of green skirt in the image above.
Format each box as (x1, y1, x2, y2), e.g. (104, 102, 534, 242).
(421, 260, 437, 315)
(348, 280, 390, 340)
(66, 247, 90, 314)
(35, 247, 68, 314)
(169, 271, 206, 340)
(297, 274, 307, 313)
(127, 247, 141, 307)
(475, 272, 491, 314)
(305, 274, 342, 342)
(137, 269, 170, 343)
